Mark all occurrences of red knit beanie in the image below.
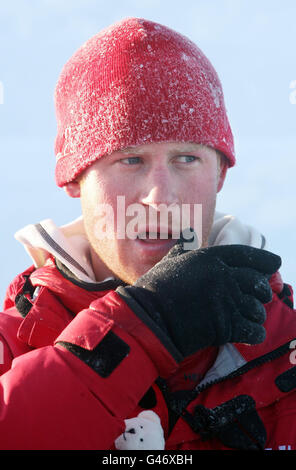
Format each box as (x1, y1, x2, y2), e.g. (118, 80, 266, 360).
(54, 17, 235, 187)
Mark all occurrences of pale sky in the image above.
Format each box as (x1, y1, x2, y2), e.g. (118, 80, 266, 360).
(0, 0, 295, 303)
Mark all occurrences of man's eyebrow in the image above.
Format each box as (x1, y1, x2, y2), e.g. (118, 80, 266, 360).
(119, 146, 147, 154)
(119, 143, 203, 155)
(167, 143, 204, 154)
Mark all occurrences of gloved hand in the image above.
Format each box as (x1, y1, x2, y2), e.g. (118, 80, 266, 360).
(116, 233, 281, 360)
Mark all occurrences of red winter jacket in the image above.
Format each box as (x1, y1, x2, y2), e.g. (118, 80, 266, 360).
(0, 255, 296, 450)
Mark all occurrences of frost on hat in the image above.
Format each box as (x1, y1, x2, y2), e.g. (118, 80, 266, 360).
(54, 17, 235, 187)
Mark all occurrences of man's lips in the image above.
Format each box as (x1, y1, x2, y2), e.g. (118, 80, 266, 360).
(134, 233, 177, 256)
(136, 227, 175, 240)
(137, 232, 173, 241)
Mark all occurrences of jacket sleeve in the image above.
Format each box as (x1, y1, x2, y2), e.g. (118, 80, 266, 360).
(0, 290, 177, 450)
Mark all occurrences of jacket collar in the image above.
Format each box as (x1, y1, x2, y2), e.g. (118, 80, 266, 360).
(11, 257, 125, 349)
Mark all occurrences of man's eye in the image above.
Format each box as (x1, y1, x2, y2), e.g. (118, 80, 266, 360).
(120, 157, 141, 165)
(176, 155, 198, 163)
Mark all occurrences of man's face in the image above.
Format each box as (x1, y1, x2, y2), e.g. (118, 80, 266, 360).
(68, 142, 227, 284)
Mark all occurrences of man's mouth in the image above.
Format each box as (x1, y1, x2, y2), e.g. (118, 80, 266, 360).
(134, 229, 177, 257)
(136, 231, 173, 241)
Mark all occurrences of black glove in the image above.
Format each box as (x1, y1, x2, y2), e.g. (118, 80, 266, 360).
(116, 234, 281, 361)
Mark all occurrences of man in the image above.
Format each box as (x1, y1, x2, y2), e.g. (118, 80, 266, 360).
(1, 17, 295, 450)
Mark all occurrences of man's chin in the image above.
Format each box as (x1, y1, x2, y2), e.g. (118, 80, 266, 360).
(116, 254, 170, 285)
(119, 238, 184, 284)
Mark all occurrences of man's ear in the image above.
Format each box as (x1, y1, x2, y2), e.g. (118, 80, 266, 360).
(64, 182, 81, 198)
(216, 155, 228, 193)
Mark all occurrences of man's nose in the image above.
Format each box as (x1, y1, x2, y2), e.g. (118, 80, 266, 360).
(140, 169, 179, 209)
